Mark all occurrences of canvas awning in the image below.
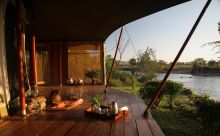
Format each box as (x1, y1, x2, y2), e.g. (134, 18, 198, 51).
(28, 0, 190, 42)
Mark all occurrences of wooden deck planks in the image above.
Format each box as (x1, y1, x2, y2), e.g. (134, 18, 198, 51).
(81, 121, 101, 136)
(66, 121, 89, 136)
(147, 114, 165, 136)
(124, 120, 138, 136)
(0, 121, 26, 136)
(39, 120, 68, 136)
(129, 94, 144, 119)
(136, 119, 153, 136)
(130, 103, 142, 119)
(95, 121, 112, 136)
(0, 120, 10, 127)
(110, 121, 125, 136)
(12, 120, 55, 136)
(0, 88, 164, 136)
(46, 121, 76, 136)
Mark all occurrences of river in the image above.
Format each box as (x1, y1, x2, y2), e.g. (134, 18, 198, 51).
(156, 73, 220, 100)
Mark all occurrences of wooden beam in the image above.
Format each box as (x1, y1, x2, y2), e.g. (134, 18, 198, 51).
(100, 42, 105, 84)
(104, 27, 123, 93)
(145, 0, 212, 116)
(32, 36, 37, 84)
(16, 0, 26, 115)
(31, 36, 38, 95)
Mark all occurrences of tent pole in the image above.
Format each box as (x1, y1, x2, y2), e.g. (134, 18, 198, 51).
(31, 36, 38, 96)
(16, 0, 26, 115)
(144, 0, 212, 117)
(104, 27, 124, 93)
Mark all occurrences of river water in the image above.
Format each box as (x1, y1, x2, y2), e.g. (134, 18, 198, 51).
(156, 73, 220, 100)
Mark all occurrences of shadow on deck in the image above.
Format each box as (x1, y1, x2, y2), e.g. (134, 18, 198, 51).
(0, 85, 164, 136)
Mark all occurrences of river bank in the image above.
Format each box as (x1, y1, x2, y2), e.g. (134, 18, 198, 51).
(157, 73, 220, 100)
(162, 67, 220, 76)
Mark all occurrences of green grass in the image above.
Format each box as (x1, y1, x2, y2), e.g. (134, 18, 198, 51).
(153, 108, 200, 136)
(112, 87, 208, 136)
(111, 86, 141, 95)
(152, 96, 201, 136)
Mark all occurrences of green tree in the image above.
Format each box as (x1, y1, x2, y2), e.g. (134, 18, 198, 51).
(164, 80, 184, 107)
(208, 60, 217, 67)
(157, 60, 167, 71)
(158, 60, 167, 65)
(193, 58, 207, 68)
(130, 47, 158, 83)
(129, 58, 137, 89)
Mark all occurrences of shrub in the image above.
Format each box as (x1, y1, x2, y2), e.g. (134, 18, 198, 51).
(139, 80, 184, 108)
(139, 80, 162, 108)
(138, 75, 150, 83)
(109, 79, 123, 87)
(111, 70, 138, 87)
(177, 103, 195, 119)
(182, 88, 194, 96)
(192, 95, 220, 136)
(164, 80, 184, 107)
(139, 80, 160, 99)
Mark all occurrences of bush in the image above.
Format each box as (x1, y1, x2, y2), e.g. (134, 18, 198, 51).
(138, 75, 150, 83)
(182, 88, 194, 96)
(164, 80, 184, 107)
(109, 79, 123, 87)
(139, 80, 184, 108)
(137, 73, 157, 84)
(111, 70, 138, 87)
(139, 80, 162, 108)
(139, 80, 160, 99)
(192, 95, 220, 136)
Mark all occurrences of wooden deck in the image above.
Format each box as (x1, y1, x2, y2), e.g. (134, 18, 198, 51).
(0, 86, 164, 136)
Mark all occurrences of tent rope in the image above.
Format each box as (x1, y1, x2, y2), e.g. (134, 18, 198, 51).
(104, 27, 124, 93)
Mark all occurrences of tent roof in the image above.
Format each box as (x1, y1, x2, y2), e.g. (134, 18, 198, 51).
(31, 0, 190, 42)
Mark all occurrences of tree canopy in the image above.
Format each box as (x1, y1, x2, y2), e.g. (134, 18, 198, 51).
(204, 21, 220, 53)
(129, 47, 158, 82)
(193, 58, 206, 68)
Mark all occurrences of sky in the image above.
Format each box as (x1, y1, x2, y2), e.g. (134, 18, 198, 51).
(104, 0, 220, 63)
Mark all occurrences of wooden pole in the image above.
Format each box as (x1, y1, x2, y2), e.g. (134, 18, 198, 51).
(104, 27, 123, 93)
(144, 0, 212, 116)
(16, 0, 26, 115)
(101, 43, 105, 85)
(32, 36, 37, 84)
(31, 36, 38, 96)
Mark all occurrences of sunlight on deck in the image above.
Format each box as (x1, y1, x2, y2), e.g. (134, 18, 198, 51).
(0, 86, 164, 136)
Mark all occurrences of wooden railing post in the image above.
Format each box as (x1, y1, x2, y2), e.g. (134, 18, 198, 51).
(31, 36, 38, 96)
(16, 0, 26, 115)
(144, 0, 212, 116)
